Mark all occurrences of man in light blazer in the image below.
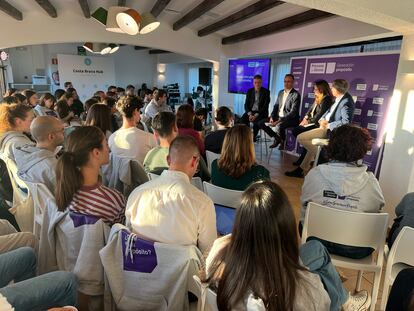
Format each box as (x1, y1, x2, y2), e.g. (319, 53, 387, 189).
(241, 75, 270, 141)
(259, 74, 301, 148)
(286, 79, 355, 178)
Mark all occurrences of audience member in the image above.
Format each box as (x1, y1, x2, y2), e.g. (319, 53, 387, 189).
(0, 104, 35, 162)
(126, 84, 135, 96)
(142, 89, 154, 113)
(241, 74, 270, 141)
(103, 97, 121, 132)
(126, 136, 216, 253)
(56, 126, 125, 225)
(387, 192, 414, 248)
(55, 100, 79, 127)
(85, 103, 112, 139)
(287, 79, 333, 169)
(81, 97, 100, 121)
(66, 87, 84, 117)
(194, 107, 207, 132)
(14, 116, 63, 194)
(21, 89, 38, 108)
(300, 124, 385, 259)
(259, 74, 301, 148)
(117, 87, 125, 97)
(1, 96, 18, 105)
(144, 89, 171, 121)
(108, 96, 157, 163)
(211, 124, 269, 191)
(294, 79, 355, 176)
(0, 247, 78, 310)
(107, 85, 117, 93)
(205, 180, 370, 311)
(14, 93, 27, 105)
(54, 89, 65, 101)
(176, 104, 205, 156)
(204, 106, 233, 154)
(106, 91, 117, 100)
(386, 268, 414, 311)
(3, 88, 17, 97)
(63, 81, 73, 90)
(34, 93, 58, 117)
(93, 91, 106, 102)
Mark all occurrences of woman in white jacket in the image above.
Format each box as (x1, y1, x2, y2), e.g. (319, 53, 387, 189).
(300, 124, 385, 259)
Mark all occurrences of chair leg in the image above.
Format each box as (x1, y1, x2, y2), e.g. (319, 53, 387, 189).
(356, 270, 363, 291)
(314, 146, 321, 168)
(380, 278, 390, 311)
(371, 270, 382, 311)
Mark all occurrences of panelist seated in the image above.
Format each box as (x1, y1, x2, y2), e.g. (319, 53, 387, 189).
(258, 74, 301, 149)
(240, 74, 270, 142)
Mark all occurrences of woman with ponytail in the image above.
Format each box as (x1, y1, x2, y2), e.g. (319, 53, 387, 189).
(55, 126, 125, 225)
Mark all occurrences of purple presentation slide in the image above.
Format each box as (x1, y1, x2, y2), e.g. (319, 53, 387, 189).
(228, 58, 271, 94)
(289, 53, 400, 175)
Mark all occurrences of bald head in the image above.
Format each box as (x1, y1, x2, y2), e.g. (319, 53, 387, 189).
(30, 116, 64, 143)
(168, 136, 200, 178)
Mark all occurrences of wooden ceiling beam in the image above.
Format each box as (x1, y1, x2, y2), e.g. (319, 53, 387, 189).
(222, 9, 334, 45)
(198, 0, 283, 37)
(0, 0, 22, 20)
(78, 0, 90, 18)
(148, 49, 171, 54)
(150, 0, 171, 18)
(34, 0, 57, 18)
(118, 0, 126, 6)
(173, 0, 225, 31)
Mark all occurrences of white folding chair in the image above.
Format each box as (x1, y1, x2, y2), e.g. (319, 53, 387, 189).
(203, 182, 243, 208)
(311, 138, 329, 168)
(206, 151, 220, 173)
(193, 275, 218, 311)
(191, 176, 204, 192)
(380, 226, 414, 310)
(301, 202, 389, 311)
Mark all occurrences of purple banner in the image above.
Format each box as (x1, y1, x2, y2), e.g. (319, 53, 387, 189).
(290, 53, 400, 174)
(228, 59, 271, 94)
(121, 230, 157, 273)
(70, 212, 99, 227)
(290, 58, 307, 94)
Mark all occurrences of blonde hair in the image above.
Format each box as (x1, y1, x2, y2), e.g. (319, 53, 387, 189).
(0, 104, 33, 135)
(218, 124, 256, 178)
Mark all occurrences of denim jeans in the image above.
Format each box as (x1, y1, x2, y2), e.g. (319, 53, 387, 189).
(0, 247, 78, 311)
(300, 240, 349, 311)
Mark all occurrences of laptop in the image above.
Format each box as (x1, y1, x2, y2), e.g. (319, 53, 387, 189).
(214, 203, 236, 236)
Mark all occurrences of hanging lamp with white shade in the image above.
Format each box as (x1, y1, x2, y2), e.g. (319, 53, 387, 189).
(139, 13, 160, 34)
(116, 8, 142, 35)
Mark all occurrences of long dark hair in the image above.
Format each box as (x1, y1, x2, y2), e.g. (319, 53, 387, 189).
(55, 126, 105, 211)
(206, 181, 308, 311)
(85, 103, 111, 135)
(314, 79, 333, 104)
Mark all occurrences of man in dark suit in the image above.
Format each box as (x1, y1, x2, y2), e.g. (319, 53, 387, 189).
(241, 75, 270, 141)
(259, 74, 301, 148)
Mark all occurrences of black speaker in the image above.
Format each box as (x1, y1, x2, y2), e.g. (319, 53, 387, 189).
(198, 68, 211, 86)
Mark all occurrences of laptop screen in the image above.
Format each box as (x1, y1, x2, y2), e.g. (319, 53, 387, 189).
(214, 203, 236, 236)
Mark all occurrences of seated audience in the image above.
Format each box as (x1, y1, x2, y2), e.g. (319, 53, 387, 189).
(388, 192, 414, 248)
(292, 79, 355, 177)
(0, 247, 78, 310)
(0, 220, 36, 254)
(64, 81, 73, 90)
(56, 126, 125, 225)
(66, 87, 84, 117)
(107, 85, 117, 94)
(194, 107, 208, 132)
(287, 80, 333, 169)
(14, 93, 27, 105)
(126, 136, 216, 253)
(117, 87, 125, 97)
(142, 89, 155, 113)
(34, 93, 58, 117)
(106, 91, 117, 100)
(85, 103, 112, 139)
(205, 180, 371, 311)
(144, 89, 171, 121)
(109, 96, 157, 163)
(300, 124, 385, 259)
(177, 104, 205, 156)
(2, 96, 18, 105)
(204, 106, 233, 154)
(0, 104, 35, 162)
(21, 89, 38, 108)
(93, 90, 106, 102)
(54, 89, 65, 102)
(386, 268, 414, 311)
(103, 97, 121, 132)
(55, 100, 80, 127)
(3, 88, 17, 97)
(80, 97, 100, 121)
(14, 116, 64, 194)
(126, 84, 135, 96)
(211, 124, 269, 191)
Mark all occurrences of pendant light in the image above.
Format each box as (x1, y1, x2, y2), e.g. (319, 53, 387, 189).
(116, 9, 142, 35)
(91, 7, 108, 26)
(139, 13, 160, 34)
(108, 44, 120, 54)
(106, 6, 126, 33)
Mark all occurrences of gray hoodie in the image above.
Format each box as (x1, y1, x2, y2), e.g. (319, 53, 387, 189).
(14, 144, 58, 194)
(0, 131, 33, 162)
(300, 162, 385, 223)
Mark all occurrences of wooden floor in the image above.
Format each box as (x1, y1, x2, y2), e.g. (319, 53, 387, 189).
(254, 141, 385, 310)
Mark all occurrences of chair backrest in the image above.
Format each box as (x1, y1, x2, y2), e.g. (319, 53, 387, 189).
(100, 224, 202, 311)
(206, 151, 220, 173)
(302, 202, 389, 250)
(193, 275, 218, 311)
(387, 226, 414, 268)
(203, 182, 242, 209)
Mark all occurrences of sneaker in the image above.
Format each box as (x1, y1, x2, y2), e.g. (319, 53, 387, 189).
(284, 167, 304, 178)
(342, 290, 371, 311)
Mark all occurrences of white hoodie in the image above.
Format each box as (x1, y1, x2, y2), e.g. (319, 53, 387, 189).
(300, 162, 385, 223)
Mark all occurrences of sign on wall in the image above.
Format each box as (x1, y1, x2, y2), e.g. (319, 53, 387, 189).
(58, 54, 115, 101)
(289, 52, 400, 176)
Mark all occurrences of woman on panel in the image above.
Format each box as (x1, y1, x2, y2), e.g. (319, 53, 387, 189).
(287, 79, 333, 169)
(55, 126, 125, 225)
(204, 180, 370, 311)
(211, 124, 269, 191)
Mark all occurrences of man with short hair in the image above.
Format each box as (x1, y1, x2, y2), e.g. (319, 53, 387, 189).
(108, 85, 117, 94)
(143, 112, 178, 173)
(241, 75, 270, 141)
(126, 136, 217, 253)
(205, 106, 233, 154)
(63, 81, 73, 90)
(126, 85, 135, 96)
(14, 116, 64, 193)
(259, 74, 301, 149)
(108, 96, 157, 163)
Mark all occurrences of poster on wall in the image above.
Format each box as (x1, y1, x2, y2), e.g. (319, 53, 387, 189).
(289, 52, 400, 175)
(58, 54, 115, 101)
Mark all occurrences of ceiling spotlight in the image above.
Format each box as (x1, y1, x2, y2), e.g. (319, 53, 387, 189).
(116, 9, 142, 35)
(139, 13, 160, 34)
(108, 44, 120, 54)
(106, 6, 126, 33)
(91, 7, 108, 26)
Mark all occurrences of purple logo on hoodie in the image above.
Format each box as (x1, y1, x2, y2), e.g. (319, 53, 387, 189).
(121, 230, 157, 273)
